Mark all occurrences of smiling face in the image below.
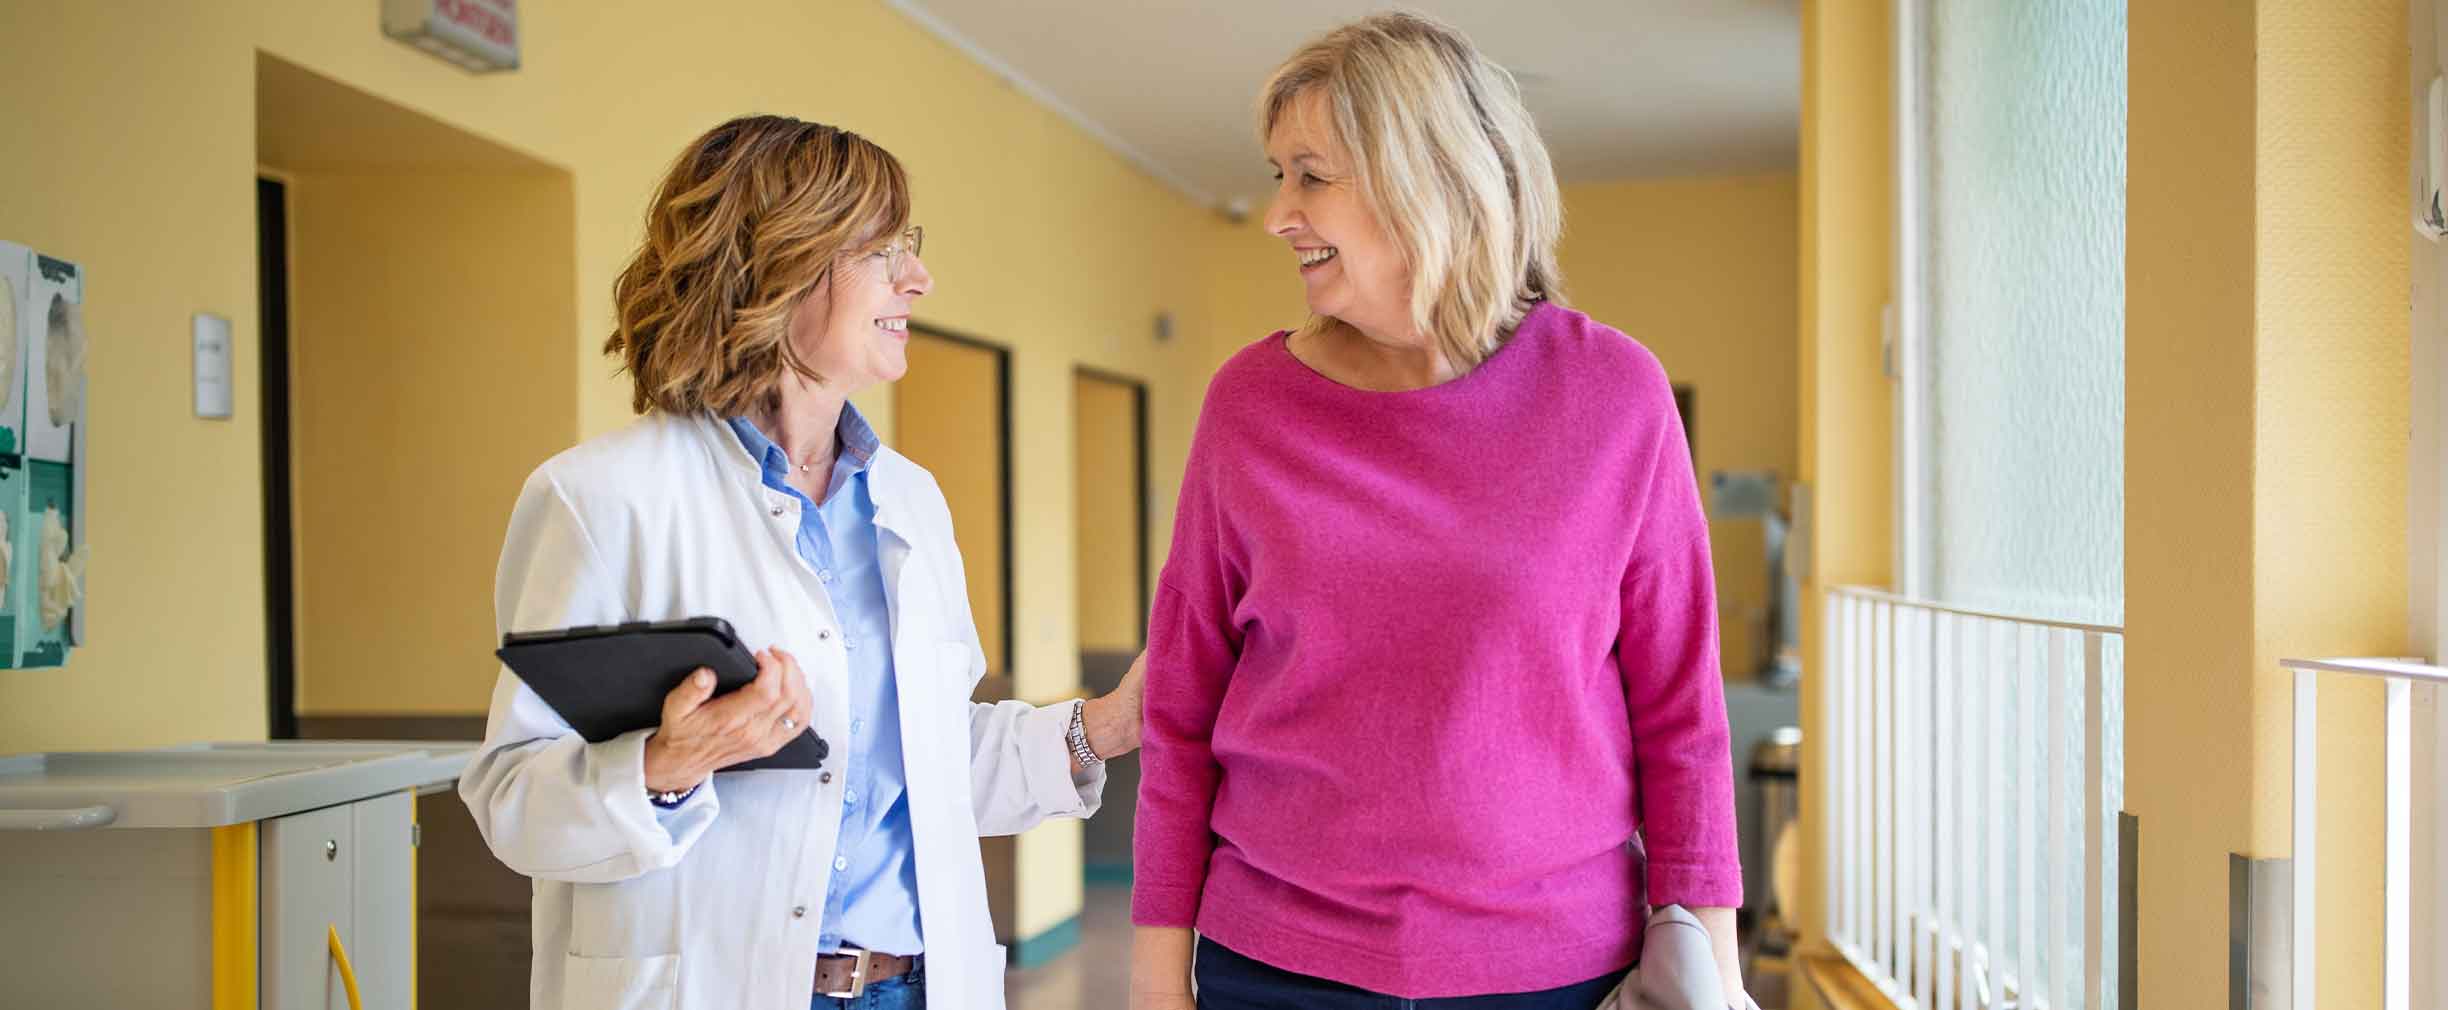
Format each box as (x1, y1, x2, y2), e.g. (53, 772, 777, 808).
(606, 117, 937, 417)
(786, 227, 932, 396)
(1261, 90, 1414, 345)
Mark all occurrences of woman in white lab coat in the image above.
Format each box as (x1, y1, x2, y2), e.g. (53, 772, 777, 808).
(460, 115, 1143, 1010)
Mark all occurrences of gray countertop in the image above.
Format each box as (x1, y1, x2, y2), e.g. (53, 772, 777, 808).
(0, 740, 475, 830)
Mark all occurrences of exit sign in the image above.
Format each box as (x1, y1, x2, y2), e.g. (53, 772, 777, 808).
(382, 0, 519, 73)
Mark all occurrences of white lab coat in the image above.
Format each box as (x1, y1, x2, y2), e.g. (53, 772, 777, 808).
(460, 412, 1103, 1010)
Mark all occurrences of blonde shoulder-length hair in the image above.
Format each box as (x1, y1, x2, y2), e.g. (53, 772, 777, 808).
(1259, 11, 1566, 372)
(606, 115, 912, 416)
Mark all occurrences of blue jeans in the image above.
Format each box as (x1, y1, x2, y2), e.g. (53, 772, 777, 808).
(1194, 938, 1626, 1010)
(810, 964, 924, 1010)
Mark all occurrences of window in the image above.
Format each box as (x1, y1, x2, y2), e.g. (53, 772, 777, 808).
(1898, 0, 2125, 629)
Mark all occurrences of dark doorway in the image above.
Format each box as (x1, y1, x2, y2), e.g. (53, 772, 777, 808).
(257, 176, 298, 741)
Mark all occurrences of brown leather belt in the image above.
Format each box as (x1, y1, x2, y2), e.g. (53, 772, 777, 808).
(815, 949, 920, 999)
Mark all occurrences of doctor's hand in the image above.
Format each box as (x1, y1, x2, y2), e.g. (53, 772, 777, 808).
(1077, 651, 1148, 770)
(642, 647, 814, 794)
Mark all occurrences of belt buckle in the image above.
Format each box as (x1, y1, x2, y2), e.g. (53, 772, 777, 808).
(819, 948, 874, 999)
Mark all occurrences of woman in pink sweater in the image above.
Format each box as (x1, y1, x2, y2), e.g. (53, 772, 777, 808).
(1128, 13, 1747, 1010)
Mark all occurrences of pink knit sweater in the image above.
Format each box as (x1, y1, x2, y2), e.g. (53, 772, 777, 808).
(1131, 302, 1743, 998)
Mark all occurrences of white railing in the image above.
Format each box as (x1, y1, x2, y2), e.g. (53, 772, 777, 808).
(1823, 586, 2123, 1010)
(2281, 657, 2447, 1010)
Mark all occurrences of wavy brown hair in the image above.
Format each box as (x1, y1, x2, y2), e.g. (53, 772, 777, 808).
(606, 115, 912, 415)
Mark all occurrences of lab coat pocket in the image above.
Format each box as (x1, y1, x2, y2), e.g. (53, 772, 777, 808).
(567, 873, 679, 957)
(560, 952, 678, 1010)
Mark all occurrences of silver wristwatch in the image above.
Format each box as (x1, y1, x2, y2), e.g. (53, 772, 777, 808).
(1065, 699, 1103, 769)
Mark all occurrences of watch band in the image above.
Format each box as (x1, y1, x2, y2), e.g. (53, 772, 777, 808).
(1065, 698, 1104, 769)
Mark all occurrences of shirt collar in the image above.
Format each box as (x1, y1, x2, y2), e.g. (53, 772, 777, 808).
(726, 402, 883, 481)
(835, 402, 881, 464)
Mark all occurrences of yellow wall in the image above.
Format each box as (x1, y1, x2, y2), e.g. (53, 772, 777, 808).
(1560, 174, 1800, 680)
(1192, 223, 1306, 389)
(0, 1, 272, 752)
(2418, 0, 2447, 664)
(277, 138, 578, 716)
(1074, 374, 1143, 654)
(2125, 0, 2262, 1000)
(2128, 1, 2408, 1005)
(2254, 5, 2406, 1006)
(1792, 3, 1893, 1005)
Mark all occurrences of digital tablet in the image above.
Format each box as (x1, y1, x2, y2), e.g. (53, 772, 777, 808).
(495, 617, 828, 772)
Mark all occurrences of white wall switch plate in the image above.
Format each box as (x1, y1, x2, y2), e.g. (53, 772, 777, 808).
(193, 312, 233, 419)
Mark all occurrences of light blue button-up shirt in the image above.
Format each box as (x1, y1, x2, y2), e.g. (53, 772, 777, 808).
(728, 407, 924, 956)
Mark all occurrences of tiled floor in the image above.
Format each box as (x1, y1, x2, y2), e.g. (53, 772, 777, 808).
(1006, 883, 1134, 1009)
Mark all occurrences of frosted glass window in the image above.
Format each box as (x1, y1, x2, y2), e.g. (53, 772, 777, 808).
(1915, 0, 2125, 629)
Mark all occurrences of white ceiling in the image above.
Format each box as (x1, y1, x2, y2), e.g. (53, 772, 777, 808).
(887, 0, 1800, 212)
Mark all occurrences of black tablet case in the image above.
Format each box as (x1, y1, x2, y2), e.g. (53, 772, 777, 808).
(495, 618, 829, 773)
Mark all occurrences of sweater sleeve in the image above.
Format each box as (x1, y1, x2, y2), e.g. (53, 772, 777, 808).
(1129, 396, 1245, 928)
(1617, 373, 1746, 910)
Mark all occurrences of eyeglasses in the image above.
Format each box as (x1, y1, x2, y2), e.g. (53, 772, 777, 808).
(857, 225, 925, 282)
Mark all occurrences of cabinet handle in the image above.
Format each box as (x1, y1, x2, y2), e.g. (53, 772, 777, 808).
(0, 805, 115, 831)
(325, 925, 364, 1010)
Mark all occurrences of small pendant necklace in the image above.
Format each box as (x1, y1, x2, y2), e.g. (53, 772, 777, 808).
(760, 411, 835, 476)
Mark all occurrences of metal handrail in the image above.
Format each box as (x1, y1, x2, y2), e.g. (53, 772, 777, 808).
(1827, 584, 2123, 637)
(2280, 655, 2440, 1010)
(2281, 656, 2447, 684)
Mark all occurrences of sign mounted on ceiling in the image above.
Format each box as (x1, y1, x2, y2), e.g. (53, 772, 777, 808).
(382, 0, 519, 73)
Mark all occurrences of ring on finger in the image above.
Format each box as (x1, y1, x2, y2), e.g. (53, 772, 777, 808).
(780, 716, 796, 733)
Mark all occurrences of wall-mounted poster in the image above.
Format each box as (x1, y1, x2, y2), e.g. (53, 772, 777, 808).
(0, 243, 28, 667)
(4, 243, 83, 668)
